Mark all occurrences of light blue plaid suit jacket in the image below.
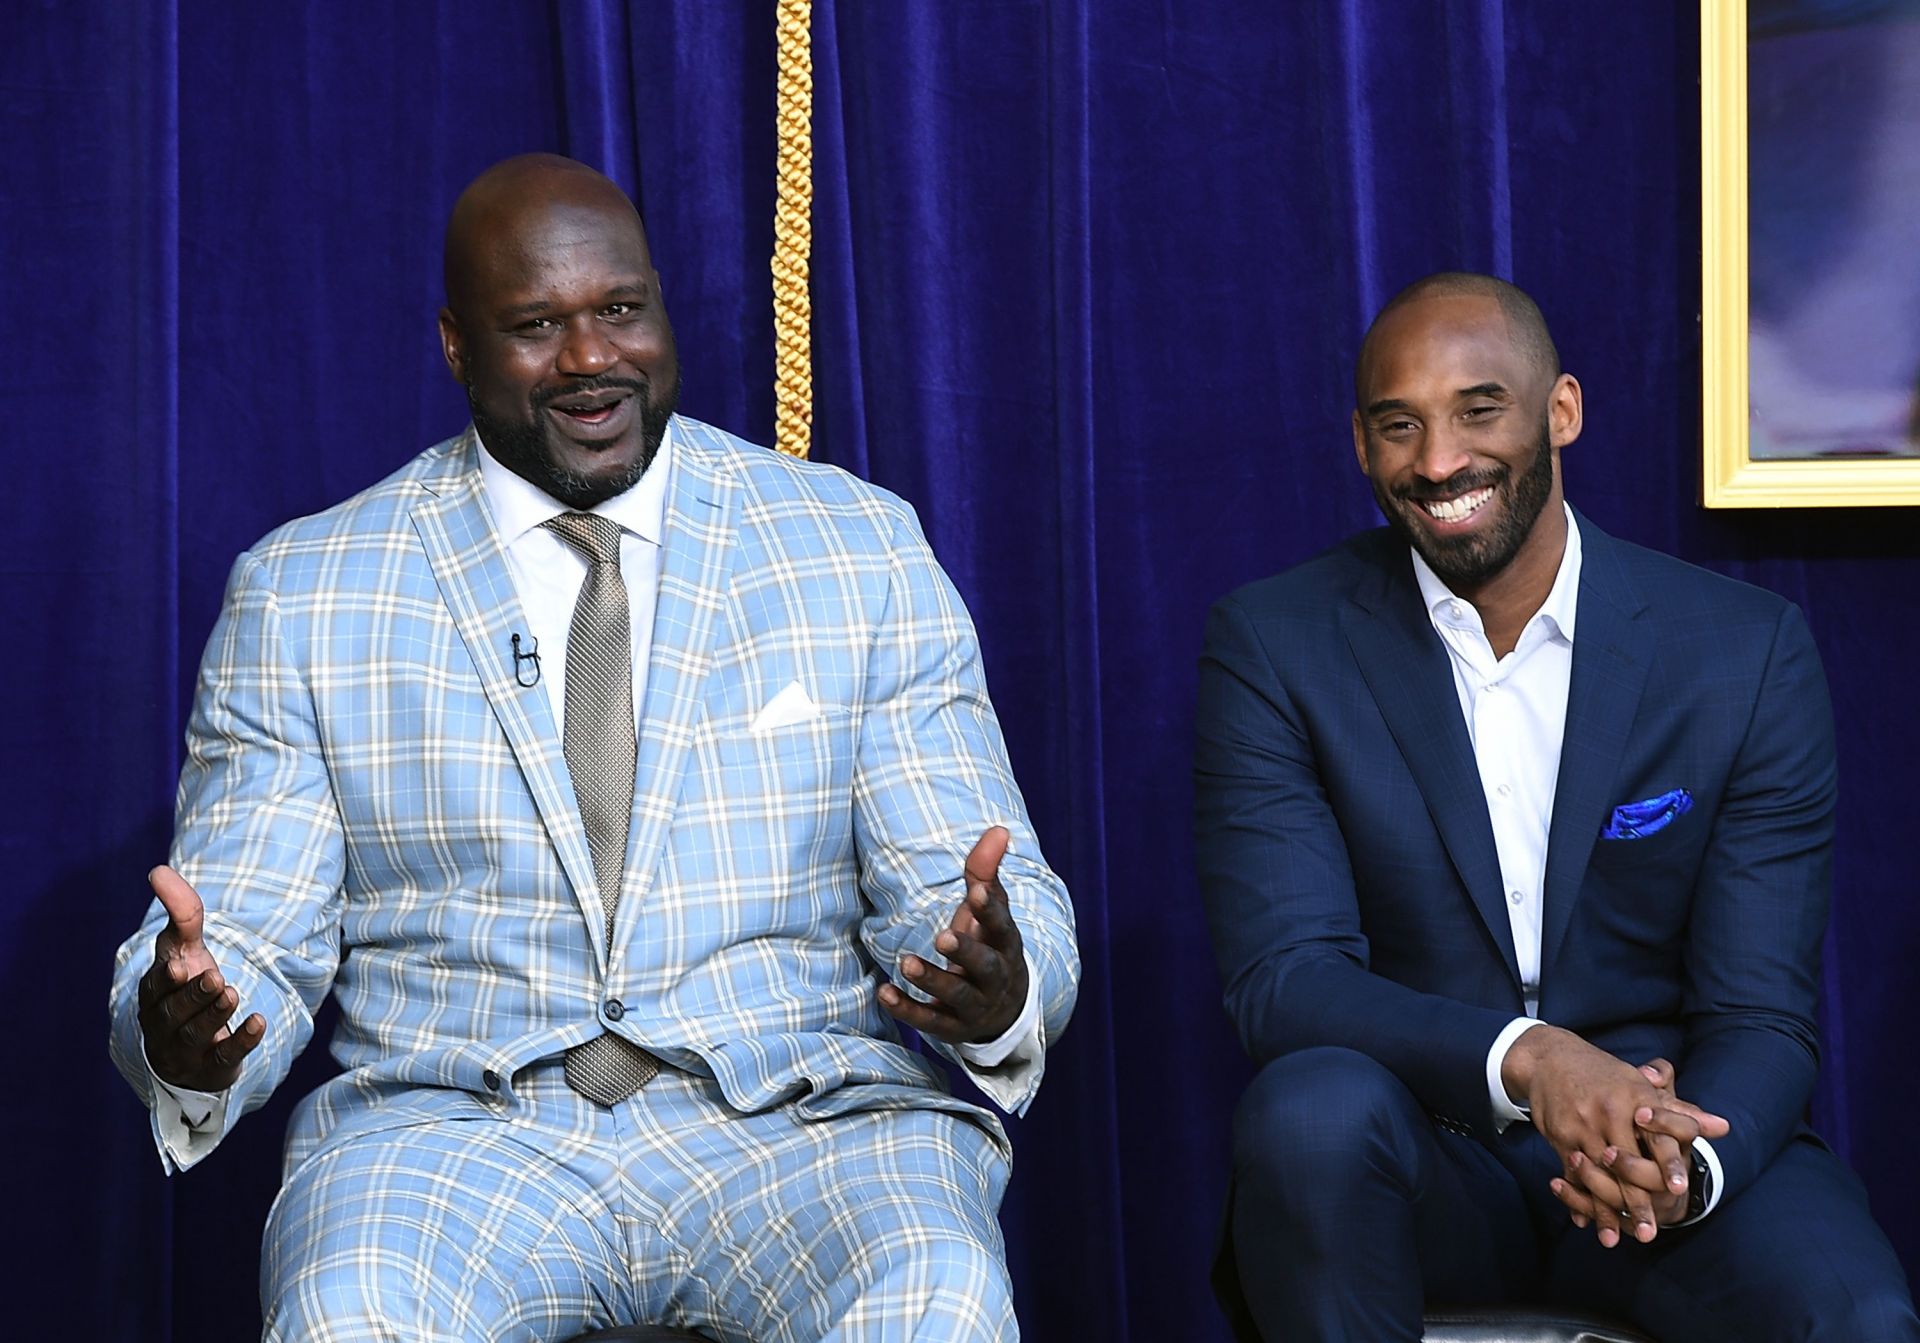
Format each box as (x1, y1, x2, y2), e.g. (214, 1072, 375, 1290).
(110, 417, 1078, 1176)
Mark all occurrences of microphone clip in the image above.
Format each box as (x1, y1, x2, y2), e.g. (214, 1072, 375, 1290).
(511, 632, 541, 688)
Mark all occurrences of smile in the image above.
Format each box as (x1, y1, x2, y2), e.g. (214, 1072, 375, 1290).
(547, 391, 631, 424)
(1420, 486, 1494, 523)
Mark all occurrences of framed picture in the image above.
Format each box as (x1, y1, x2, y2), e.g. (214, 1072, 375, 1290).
(1701, 0, 1920, 507)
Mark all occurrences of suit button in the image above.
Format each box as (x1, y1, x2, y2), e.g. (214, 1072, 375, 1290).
(483, 1069, 501, 1091)
(603, 998, 625, 1022)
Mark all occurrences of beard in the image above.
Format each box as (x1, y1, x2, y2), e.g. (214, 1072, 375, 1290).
(1376, 414, 1556, 590)
(468, 367, 681, 510)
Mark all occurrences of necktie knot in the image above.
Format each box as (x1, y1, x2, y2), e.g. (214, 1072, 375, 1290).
(542, 512, 624, 566)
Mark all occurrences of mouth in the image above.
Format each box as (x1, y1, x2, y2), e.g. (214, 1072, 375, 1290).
(542, 390, 637, 443)
(1417, 485, 1495, 525)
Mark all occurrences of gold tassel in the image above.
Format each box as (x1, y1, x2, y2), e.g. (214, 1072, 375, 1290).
(772, 0, 815, 458)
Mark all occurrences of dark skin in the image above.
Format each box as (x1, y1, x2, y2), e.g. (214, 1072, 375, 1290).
(878, 826, 1032, 1045)
(1353, 288, 1731, 1244)
(138, 865, 266, 1091)
(139, 158, 1030, 1093)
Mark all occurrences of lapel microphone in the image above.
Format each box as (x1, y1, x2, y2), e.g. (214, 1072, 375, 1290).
(511, 632, 541, 688)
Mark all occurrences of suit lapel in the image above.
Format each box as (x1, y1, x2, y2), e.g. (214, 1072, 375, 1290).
(615, 421, 738, 944)
(1540, 520, 1654, 980)
(409, 433, 607, 947)
(1342, 555, 1522, 987)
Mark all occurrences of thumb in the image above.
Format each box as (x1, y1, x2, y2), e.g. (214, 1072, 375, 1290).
(150, 865, 207, 950)
(963, 826, 1010, 887)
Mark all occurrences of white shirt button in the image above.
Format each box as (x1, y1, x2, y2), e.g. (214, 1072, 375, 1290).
(1497, 783, 1513, 798)
(1509, 889, 1524, 906)
(1448, 601, 1463, 619)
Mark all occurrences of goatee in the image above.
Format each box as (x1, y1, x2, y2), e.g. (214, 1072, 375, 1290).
(469, 368, 681, 510)
(1379, 415, 1555, 590)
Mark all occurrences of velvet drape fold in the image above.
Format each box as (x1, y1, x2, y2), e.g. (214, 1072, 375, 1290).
(7, 3, 1914, 1337)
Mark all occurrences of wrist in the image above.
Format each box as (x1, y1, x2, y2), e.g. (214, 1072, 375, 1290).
(1499, 1023, 1561, 1106)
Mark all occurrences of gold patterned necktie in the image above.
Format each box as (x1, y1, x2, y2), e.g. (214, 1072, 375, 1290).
(541, 512, 659, 1104)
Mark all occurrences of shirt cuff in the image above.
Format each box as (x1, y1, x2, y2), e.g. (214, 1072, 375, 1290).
(144, 1043, 230, 1172)
(953, 952, 1045, 1114)
(1674, 1136, 1726, 1226)
(1486, 1016, 1548, 1131)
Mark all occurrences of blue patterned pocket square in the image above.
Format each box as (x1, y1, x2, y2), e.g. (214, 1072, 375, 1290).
(1601, 788, 1693, 840)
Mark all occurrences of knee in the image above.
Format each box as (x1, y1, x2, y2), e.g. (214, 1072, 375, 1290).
(1232, 1048, 1423, 1194)
(264, 1259, 444, 1342)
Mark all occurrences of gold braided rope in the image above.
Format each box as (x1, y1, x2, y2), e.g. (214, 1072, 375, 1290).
(772, 0, 815, 458)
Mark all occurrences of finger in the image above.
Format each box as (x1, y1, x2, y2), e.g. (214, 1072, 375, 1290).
(1549, 1176, 1599, 1229)
(138, 961, 222, 1026)
(933, 929, 1010, 991)
(1660, 1097, 1731, 1140)
(898, 954, 989, 1019)
(1638, 1057, 1676, 1091)
(1632, 1103, 1703, 1148)
(963, 826, 1010, 887)
(1567, 1150, 1630, 1248)
(150, 866, 208, 949)
(206, 1013, 268, 1072)
(876, 983, 968, 1041)
(1640, 1128, 1690, 1199)
(153, 969, 232, 1033)
(1600, 1144, 1670, 1201)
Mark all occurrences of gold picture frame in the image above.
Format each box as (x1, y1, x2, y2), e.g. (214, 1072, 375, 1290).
(1701, 0, 1920, 507)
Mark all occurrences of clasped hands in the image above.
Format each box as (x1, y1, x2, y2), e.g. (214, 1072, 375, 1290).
(1503, 1025, 1729, 1249)
(877, 826, 1030, 1047)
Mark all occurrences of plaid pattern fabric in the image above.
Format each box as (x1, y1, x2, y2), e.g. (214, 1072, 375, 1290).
(260, 1064, 1015, 1341)
(108, 417, 1079, 1184)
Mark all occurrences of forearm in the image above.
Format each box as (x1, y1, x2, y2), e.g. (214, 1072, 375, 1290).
(1225, 946, 1516, 1131)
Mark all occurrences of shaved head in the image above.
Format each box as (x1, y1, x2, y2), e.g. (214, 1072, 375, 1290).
(1357, 272, 1559, 406)
(443, 154, 645, 320)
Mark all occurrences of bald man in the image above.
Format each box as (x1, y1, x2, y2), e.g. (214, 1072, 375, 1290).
(1195, 274, 1916, 1340)
(109, 155, 1079, 1342)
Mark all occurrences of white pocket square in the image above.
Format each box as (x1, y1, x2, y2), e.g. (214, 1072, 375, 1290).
(749, 680, 821, 733)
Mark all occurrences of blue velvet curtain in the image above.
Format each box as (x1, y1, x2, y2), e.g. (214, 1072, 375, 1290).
(8, 2, 1916, 1338)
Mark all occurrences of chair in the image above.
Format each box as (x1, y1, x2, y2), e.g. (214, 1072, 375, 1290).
(1423, 1305, 1659, 1342)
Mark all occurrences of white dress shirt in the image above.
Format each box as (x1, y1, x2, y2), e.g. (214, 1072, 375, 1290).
(151, 426, 1039, 1165)
(1412, 506, 1721, 1220)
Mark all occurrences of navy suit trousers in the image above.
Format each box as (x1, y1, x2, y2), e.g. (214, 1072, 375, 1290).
(1225, 1048, 1918, 1342)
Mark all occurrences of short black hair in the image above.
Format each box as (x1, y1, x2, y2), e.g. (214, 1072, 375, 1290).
(1355, 271, 1560, 405)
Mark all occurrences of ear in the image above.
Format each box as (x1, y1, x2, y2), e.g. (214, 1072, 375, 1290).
(1547, 372, 1583, 449)
(1351, 410, 1373, 478)
(437, 307, 467, 384)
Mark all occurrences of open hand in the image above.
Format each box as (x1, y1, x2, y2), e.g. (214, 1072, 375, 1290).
(877, 827, 1029, 1045)
(137, 866, 266, 1092)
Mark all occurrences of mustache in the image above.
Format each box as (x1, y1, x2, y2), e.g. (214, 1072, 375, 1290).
(529, 374, 651, 412)
(1394, 465, 1506, 503)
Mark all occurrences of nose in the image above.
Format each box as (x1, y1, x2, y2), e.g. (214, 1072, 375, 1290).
(555, 317, 616, 376)
(1413, 423, 1472, 484)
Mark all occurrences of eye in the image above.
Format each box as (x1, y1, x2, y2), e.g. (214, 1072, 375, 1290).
(1461, 404, 1502, 421)
(513, 317, 557, 336)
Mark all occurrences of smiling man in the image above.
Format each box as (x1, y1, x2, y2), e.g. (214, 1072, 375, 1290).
(109, 154, 1078, 1342)
(1194, 273, 1916, 1340)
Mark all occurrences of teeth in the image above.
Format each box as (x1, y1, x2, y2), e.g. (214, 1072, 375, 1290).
(1423, 487, 1493, 522)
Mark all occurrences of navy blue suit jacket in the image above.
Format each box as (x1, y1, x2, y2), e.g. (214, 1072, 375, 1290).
(1194, 512, 1836, 1204)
